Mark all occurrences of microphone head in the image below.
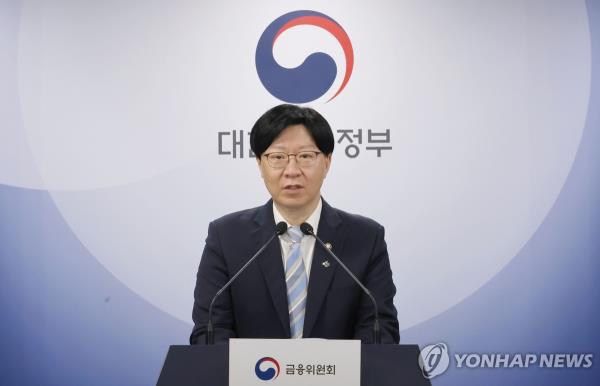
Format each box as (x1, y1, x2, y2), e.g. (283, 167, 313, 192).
(300, 222, 314, 236)
(275, 221, 288, 235)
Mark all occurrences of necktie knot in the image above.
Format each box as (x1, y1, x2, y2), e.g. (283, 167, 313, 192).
(287, 226, 303, 244)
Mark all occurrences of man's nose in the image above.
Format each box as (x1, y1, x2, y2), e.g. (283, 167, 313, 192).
(283, 155, 302, 176)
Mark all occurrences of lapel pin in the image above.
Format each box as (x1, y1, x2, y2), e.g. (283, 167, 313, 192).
(322, 260, 331, 268)
(325, 242, 333, 250)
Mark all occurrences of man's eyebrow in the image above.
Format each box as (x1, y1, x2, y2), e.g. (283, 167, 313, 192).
(297, 146, 320, 152)
(267, 144, 319, 151)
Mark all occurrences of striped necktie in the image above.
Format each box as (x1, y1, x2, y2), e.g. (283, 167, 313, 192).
(285, 226, 308, 338)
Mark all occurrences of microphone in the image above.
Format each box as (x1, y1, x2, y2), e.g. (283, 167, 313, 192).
(300, 222, 382, 344)
(206, 221, 288, 344)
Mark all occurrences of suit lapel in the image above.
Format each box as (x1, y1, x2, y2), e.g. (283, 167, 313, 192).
(253, 201, 290, 337)
(303, 199, 344, 337)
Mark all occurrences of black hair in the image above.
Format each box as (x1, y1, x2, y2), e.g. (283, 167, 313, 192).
(250, 104, 335, 158)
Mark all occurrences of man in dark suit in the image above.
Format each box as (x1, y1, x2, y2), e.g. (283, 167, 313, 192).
(190, 104, 399, 344)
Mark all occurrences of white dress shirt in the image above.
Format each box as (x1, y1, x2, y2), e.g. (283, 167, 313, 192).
(273, 199, 322, 281)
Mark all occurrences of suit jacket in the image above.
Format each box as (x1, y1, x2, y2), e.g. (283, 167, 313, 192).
(190, 199, 399, 344)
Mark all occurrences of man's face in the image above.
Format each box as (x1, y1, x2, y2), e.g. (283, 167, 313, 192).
(258, 124, 331, 214)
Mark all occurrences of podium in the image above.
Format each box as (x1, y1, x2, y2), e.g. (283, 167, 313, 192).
(157, 343, 431, 386)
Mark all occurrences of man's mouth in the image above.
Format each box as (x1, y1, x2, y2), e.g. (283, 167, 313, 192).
(283, 184, 303, 191)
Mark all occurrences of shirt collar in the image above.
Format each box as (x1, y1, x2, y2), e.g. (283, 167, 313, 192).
(273, 198, 322, 240)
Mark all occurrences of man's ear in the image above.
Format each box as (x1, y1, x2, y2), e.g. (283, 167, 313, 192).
(256, 157, 264, 178)
(324, 154, 332, 176)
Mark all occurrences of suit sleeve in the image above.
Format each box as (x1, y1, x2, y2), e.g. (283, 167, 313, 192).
(353, 224, 400, 344)
(189, 221, 237, 344)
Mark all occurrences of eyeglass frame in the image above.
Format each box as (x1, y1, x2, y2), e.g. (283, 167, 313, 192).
(261, 150, 323, 169)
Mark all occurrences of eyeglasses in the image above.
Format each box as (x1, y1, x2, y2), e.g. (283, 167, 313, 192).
(262, 151, 322, 169)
